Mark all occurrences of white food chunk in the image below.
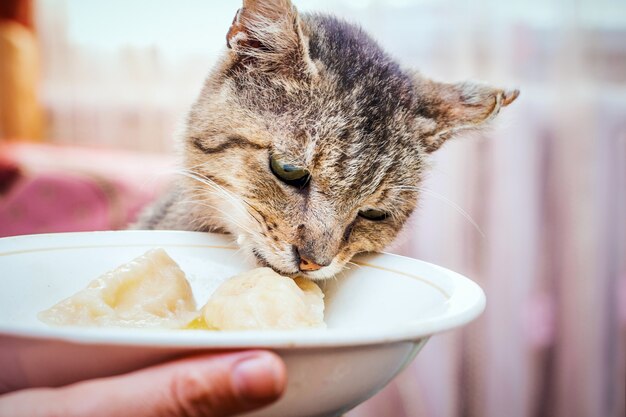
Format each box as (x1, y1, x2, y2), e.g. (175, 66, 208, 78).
(39, 249, 197, 328)
(202, 267, 325, 330)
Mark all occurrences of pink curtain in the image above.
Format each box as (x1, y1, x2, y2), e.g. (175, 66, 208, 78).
(349, 93, 626, 417)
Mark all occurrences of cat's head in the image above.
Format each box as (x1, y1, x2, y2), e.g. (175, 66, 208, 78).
(183, 0, 518, 280)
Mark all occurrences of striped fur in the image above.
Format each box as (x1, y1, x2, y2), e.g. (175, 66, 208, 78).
(136, 0, 518, 280)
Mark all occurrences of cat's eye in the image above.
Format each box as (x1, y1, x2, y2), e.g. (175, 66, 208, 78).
(270, 155, 311, 188)
(358, 209, 389, 221)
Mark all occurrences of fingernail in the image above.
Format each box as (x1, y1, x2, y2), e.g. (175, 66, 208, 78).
(233, 354, 284, 402)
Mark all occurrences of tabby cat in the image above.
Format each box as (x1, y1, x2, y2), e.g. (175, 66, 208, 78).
(137, 0, 519, 280)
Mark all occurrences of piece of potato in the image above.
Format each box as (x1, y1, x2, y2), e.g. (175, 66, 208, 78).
(202, 268, 325, 330)
(39, 249, 197, 329)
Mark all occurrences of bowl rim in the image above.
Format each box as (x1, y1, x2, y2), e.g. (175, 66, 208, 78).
(0, 231, 486, 349)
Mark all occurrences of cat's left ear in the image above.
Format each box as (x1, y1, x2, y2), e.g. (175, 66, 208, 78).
(415, 76, 520, 152)
(226, 0, 316, 76)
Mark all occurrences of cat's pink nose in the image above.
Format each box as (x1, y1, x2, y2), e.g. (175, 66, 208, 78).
(299, 255, 322, 272)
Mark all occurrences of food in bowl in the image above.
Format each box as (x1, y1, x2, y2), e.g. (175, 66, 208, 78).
(39, 249, 325, 330)
(38, 249, 198, 329)
(0, 230, 486, 416)
(203, 268, 325, 330)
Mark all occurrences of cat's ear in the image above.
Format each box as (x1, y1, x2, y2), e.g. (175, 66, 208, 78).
(226, 0, 315, 76)
(415, 76, 519, 152)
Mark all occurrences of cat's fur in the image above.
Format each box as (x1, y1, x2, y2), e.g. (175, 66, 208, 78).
(137, 0, 519, 280)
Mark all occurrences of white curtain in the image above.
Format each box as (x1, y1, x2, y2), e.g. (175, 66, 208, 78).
(36, 1, 626, 416)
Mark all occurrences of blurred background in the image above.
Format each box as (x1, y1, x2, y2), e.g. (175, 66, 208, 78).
(1, 0, 624, 416)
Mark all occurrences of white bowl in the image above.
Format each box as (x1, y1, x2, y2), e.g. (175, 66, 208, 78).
(0, 231, 485, 417)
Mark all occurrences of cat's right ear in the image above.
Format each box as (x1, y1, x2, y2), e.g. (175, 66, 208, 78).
(226, 0, 316, 77)
(414, 76, 519, 153)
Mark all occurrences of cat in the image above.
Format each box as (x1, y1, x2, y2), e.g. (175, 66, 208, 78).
(136, 0, 519, 280)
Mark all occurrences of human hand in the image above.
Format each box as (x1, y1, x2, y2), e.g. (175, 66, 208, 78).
(0, 350, 286, 417)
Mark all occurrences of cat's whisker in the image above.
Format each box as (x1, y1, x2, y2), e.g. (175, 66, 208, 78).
(391, 185, 485, 238)
(177, 195, 259, 238)
(195, 215, 267, 262)
(178, 197, 265, 249)
(177, 171, 257, 225)
(230, 243, 252, 265)
(346, 261, 361, 269)
(178, 188, 258, 234)
(179, 170, 241, 208)
(180, 169, 266, 229)
(332, 268, 345, 282)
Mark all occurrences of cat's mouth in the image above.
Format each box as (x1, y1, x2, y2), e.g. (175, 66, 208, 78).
(251, 248, 300, 277)
(250, 247, 340, 280)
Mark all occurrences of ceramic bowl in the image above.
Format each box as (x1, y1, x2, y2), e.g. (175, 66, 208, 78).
(0, 231, 485, 417)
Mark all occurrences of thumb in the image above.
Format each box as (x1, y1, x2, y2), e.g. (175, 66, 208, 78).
(0, 350, 287, 417)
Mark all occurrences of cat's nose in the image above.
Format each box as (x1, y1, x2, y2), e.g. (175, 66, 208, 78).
(299, 255, 322, 272)
(295, 246, 327, 272)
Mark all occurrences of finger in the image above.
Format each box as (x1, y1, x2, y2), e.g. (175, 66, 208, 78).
(0, 350, 287, 417)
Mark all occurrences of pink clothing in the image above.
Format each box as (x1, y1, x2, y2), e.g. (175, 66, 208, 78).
(0, 172, 110, 237)
(0, 143, 173, 237)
